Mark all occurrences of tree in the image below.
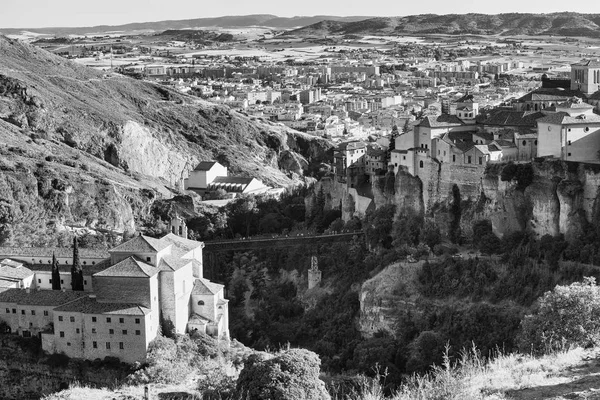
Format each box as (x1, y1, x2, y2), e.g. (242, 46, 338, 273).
(51, 252, 61, 290)
(235, 349, 330, 400)
(71, 237, 84, 291)
(449, 184, 462, 244)
(518, 277, 600, 354)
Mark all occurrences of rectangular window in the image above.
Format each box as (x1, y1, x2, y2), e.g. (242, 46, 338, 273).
(453, 155, 456, 162)
(76, 328, 80, 334)
(92, 328, 96, 334)
(135, 330, 141, 336)
(38, 279, 41, 284)
(92, 317, 96, 322)
(70, 316, 75, 323)
(31, 310, 35, 315)
(59, 331, 64, 338)
(12, 309, 16, 314)
(67, 342, 71, 346)
(21, 310, 24, 315)
(479, 157, 483, 165)
(5, 308, 9, 313)
(60, 280, 63, 284)
(146, 257, 151, 262)
(106, 342, 111, 350)
(58, 316, 63, 321)
(84, 280, 87, 285)
(568, 140, 571, 145)
(109, 329, 114, 334)
(467, 156, 472, 164)
(106, 317, 111, 323)
(119, 318, 124, 324)
(93, 341, 97, 349)
(122, 330, 127, 335)
(119, 342, 124, 350)
(43, 311, 49, 316)
(49, 279, 52, 283)
(135, 318, 140, 324)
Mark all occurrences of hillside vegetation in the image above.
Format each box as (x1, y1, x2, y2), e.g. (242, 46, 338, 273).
(286, 12, 600, 38)
(0, 35, 331, 245)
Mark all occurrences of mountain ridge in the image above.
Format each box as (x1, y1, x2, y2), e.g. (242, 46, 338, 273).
(0, 15, 373, 36)
(284, 12, 600, 38)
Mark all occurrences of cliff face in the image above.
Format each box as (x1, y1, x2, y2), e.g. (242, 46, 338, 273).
(0, 337, 129, 399)
(0, 36, 332, 244)
(376, 159, 600, 239)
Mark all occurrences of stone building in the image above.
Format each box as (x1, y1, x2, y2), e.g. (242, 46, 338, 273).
(0, 233, 229, 364)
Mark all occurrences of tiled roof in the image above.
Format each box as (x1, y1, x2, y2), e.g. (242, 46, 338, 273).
(194, 161, 219, 171)
(481, 110, 545, 127)
(0, 264, 33, 281)
(0, 289, 86, 306)
(493, 140, 517, 148)
(447, 131, 474, 142)
(556, 98, 593, 109)
(0, 247, 109, 259)
(192, 278, 223, 295)
(94, 256, 158, 278)
(109, 235, 170, 253)
(456, 94, 475, 103)
(211, 176, 254, 185)
(473, 132, 494, 141)
(161, 233, 203, 252)
(418, 114, 464, 128)
(516, 88, 585, 103)
(0, 259, 23, 268)
(54, 296, 150, 315)
(537, 112, 600, 125)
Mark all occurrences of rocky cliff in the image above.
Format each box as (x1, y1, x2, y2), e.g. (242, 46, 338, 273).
(0, 336, 129, 399)
(0, 36, 332, 245)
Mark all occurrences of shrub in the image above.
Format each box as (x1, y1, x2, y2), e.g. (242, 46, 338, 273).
(518, 277, 600, 354)
(235, 348, 330, 400)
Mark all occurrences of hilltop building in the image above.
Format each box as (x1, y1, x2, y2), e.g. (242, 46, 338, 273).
(184, 161, 272, 199)
(0, 232, 228, 364)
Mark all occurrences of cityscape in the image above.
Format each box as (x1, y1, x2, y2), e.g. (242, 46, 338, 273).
(3, 7, 600, 400)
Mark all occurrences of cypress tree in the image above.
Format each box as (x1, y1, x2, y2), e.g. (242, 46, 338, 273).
(51, 252, 61, 290)
(71, 237, 84, 291)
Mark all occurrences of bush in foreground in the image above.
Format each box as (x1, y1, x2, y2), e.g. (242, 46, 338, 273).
(235, 348, 330, 400)
(518, 277, 600, 354)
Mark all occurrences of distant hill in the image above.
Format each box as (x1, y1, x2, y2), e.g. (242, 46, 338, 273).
(0, 15, 373, 36)
(284, 12, 600, 38)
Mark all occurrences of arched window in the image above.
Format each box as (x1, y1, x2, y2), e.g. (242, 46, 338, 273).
(419, 160, 424, 168)
(522, 141, 527, 146)
(534, 140, 538, 145)
(197, 300, 205, 306)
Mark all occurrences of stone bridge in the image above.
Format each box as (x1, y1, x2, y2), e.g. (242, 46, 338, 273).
(202, 231, 364, 281)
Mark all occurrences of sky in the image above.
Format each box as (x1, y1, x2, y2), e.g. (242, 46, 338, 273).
(2, 0, 600, 29)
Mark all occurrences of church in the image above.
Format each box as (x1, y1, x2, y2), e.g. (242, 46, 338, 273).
(0, 224, 229, 364)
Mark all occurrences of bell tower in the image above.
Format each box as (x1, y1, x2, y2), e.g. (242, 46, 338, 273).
(169, 215, 188, 239)
(308, 255, 322, 289)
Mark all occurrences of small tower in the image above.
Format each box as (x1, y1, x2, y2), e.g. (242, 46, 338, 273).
(169, 215, 188, 239)
(308, 255, 322, 290)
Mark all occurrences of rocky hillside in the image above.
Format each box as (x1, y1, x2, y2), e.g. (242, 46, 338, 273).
(286, 12, 600, 38)
(0, 35, 331, 245)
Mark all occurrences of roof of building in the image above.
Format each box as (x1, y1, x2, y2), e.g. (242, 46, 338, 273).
(193, 161, 219, 171)
(0, 263, 33, 281)
(515, 88, 586, 103)
(556, 97, 594, 109)
(418, 114, 464, 128)
(536, 112, 600, 125)
(0, 289, 87, 306)
(573, 60, 600, 67)
(0, 247, 109, 259)
(456, 94, 475, 103)
(94, 256, 158, 278)
(53, 296, 150, 315)
(473, 132, 494, 141)
(480, 110, 545, 127)
(109, 235, 170, 254)
(192, 278, 224, 295)
(493, 140, 517, 148)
